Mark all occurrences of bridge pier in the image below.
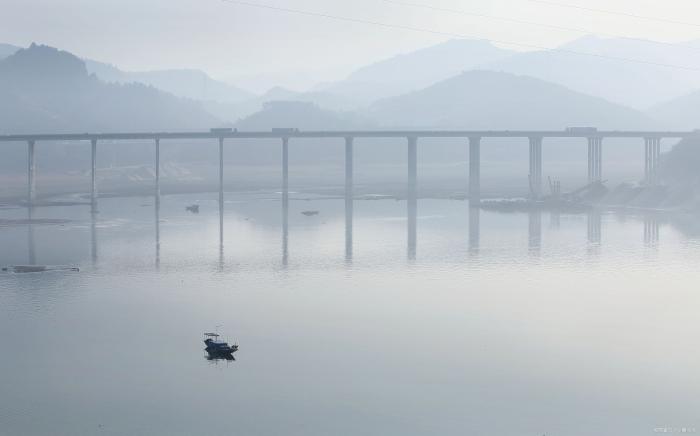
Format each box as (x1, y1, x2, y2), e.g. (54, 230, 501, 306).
(218, 137, 224, 247)
(407, 136, 417, 259)
(469, 136, 481, 206)
(27, 140, 36, 206)
(587, 137, 603, 183)
(91, 139, 98, 211)
(644, 137, 661, 185)
(529, 136, 542, 199)
(345, 137, 354, 261)
(155, 138, 160, 206)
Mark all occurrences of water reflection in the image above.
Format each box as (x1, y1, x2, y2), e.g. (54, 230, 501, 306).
(345, 193, 353, 263)
(155, 200, 160, 270)
(550, 211, 561, 229)
(91, 209, 98, 265)
(13, 198, 687, 270)
(205, 353, 236, 362)
(27, 207, 36, 265)
(407, 200, 416, 260)
(644, 215, 660, 247)
(528, 211, 542, 254)
(469, 206, 480, 255)
(282, 191, 289, 268)
(587, 210, 602, 245)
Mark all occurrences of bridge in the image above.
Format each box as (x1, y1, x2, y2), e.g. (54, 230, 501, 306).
(1, 128, 696, 208)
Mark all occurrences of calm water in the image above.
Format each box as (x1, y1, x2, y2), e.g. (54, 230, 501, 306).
(1, 193, 700, 436)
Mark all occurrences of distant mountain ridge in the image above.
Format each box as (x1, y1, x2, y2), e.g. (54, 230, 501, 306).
(0, 44, 220, 134)
(367, 70, 653, 129)
(0, 43, 20, 59)
(316, 39, 515, 108)
(84, 59, 254, 104)
(483, 36, 700, 110)
(648, 91, 700, 130)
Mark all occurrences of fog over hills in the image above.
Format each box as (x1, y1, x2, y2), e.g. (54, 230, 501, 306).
(648, 91, 700, 130)
(367, 70, 653, 129)
(0, 44, 220, 134)
(236, 101, 371, 130)
(0, 43, 20, 59)
(84, 59, 254, 104)
(316, 39, 515, 108)
(484, 36, 700, 110)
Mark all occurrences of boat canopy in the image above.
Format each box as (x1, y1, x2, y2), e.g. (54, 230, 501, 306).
(204, 333, 220, 337)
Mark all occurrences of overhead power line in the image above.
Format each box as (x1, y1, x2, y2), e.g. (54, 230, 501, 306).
(381, 0, 700, 54)
(218, 0, 700, 72)
(526, 0, 700, 29)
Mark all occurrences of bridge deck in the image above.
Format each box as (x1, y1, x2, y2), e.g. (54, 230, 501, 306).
(0, 130, 697, 142)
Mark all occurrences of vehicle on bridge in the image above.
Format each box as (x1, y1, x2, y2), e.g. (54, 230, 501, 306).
(566, 127, 598, 134)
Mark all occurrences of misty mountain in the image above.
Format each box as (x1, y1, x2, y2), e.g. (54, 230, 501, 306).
(647, 91, 700, 130)
(367, 70, 654, 129)
(0, 43, 20, 59)
(484, 36, 700, 110)
(0, 44, 220, 134)
(236, 101, 372, 130)
(85, 59, 254, 104)
(316, 39, 515, 107)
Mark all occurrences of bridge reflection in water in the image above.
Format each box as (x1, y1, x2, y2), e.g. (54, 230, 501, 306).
(22, 200, 665, 270)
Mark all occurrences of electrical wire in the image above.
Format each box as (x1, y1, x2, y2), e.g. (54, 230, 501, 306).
(381, 0, 700, 53)
(219, 0, 700, 72)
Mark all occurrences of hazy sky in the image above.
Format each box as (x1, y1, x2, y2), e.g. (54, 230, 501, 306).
(2, 0, 700, 91)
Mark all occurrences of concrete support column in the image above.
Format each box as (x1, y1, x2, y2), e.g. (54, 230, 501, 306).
(529, 136, 543, 199)
(218, 137, 224, 247)
(155, 138, 161, 206)
(407, 136, 418, 259)
(468, 136, 481, 206)
(345, 137, 354, 260)
(27, 140, 36, 206)
(91, 139, 98, 211)
(587, 137, 603, 182)
(644, 137, 662, 185)
(282, 137, 289, 207)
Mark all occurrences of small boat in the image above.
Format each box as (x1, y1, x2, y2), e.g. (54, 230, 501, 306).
(301, 210, 319, 216)
(203, 333, 238, 356)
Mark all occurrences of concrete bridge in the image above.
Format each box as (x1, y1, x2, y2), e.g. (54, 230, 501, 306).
(0, 128, 695, 208)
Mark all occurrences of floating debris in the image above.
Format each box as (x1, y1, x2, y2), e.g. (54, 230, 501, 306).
(0, 218, 71, 226)
(301, 210, 319, 216)
(2, 265, 79, 273)
(185, 204, 200, 214)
